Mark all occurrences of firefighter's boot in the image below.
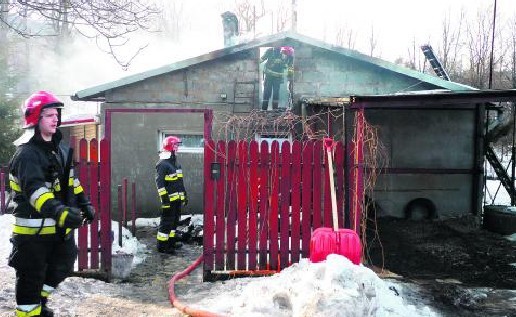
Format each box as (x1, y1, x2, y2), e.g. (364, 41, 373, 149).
(41, 297, 54, 317)
(167, 237, 180, 253)
(157, 240, 175, 254)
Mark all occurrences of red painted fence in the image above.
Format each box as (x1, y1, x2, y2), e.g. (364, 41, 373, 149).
(75, 138, 112, 278)
(203, 137, 364, 279)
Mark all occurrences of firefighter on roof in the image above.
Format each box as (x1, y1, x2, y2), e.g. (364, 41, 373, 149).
(8, 91, 95, 317)
(155, 136, 188, 254)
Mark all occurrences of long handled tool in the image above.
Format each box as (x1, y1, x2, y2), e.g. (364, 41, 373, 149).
(309, 138, 361, 264)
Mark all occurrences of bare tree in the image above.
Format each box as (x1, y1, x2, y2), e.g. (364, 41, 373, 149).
(465, 5, 495, 88)
(274, 1, 290, 32)
(0, 0, 160, 67)
(233, 0, 265, 34)
(405, 36, 428, 72)
(335, 25, 356, 50)
(156, 1, 186, 42)
(504, 14, 516, 88)
(437, 8, 465, 80)
(368, 25, 377, 57)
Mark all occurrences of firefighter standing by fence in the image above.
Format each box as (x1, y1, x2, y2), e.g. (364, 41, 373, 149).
(7, 91, 95, 317)
(155, 136, 188, 254)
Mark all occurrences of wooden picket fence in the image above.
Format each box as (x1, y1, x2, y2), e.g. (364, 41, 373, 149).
(203, 137, 364, 280)
(74, 138, 113, 278)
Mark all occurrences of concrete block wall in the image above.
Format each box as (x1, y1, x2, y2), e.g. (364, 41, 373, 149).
(99, 42, 449, 217)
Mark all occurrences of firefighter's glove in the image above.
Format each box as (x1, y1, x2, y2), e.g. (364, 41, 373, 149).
(55, 206, 83, 228)
(81, 204, 96, 224)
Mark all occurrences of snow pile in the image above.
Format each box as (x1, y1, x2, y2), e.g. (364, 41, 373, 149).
(187, 255, 438, 317)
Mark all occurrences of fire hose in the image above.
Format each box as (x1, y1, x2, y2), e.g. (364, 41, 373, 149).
(168, 255, 224, 317)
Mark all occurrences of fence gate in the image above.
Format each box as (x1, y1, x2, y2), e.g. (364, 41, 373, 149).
(74, 138, 112, 279)
(203, 137, 364, 281)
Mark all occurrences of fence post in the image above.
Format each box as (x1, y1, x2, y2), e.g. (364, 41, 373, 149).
(1, 170, 5, 215)
(131, 181, 136, 236)
(118, 185, 123, 247)
(122, 178, 128, 229)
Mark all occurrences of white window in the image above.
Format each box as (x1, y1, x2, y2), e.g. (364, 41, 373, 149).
(256, 133, 291, 152)
(160, 131, 204, 153)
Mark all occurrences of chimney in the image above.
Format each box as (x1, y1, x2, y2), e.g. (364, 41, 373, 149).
(221, 11, 239, 47)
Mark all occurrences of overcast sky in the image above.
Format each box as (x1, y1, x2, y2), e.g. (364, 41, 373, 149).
(39, 0, 516, 111)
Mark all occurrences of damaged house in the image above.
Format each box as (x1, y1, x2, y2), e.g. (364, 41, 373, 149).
(71, 30, 497, 221)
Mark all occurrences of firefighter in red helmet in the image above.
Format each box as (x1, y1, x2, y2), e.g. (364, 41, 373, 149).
(155, 136, 188, 254)
(8, 91, 95, 317)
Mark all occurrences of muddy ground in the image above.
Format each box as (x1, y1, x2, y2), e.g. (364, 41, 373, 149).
(366, 216, 516, 317)
(124, 216, 516, 317)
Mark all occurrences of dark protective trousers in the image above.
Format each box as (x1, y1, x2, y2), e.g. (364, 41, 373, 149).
(262, 76, 282, 110)
(158, 202, 181, 237)
(8, 233, 78, 305)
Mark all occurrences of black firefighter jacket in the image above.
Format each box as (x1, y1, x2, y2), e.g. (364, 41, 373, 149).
(8, 131, 89, 235)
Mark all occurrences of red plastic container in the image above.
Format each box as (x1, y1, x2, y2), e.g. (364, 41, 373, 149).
(310, 227, 361, 265)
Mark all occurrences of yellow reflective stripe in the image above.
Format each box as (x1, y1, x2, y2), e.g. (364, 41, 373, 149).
(34, 192, 55, 212)
(15, 217, 56, 227)
(157, 232, 169, 241)
(169, 230, 176, 238)
(158, 188, 167, 195)
(170, 195, 180, 201)
(41, 285, 55, 298)
(10, 180, 21, 192)
(66, 228, 72, 235)
(69, 178, 74, 186)
(162, 204, 170, 208)
(13, 225, 56, 235)
(58, 209, 68, 227)
(16, 305, 42, 317)
(74, 185, 84, 194)
(165, 174, 178, 181)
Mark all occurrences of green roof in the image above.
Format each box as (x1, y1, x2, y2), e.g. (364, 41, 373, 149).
(72, 31, 474, 101)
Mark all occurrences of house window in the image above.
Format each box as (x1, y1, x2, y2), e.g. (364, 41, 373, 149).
(256, 133, 291, 152)
(160, 132, 204, 153)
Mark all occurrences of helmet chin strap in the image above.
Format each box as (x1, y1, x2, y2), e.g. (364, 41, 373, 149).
(159, 151, 173, 159)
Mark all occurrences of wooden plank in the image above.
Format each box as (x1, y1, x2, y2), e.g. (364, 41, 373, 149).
(269, 141, 280, 270)
(214, 141, 226, 271)
(290, 140, 302, 263)
(323, 140, 332, 228)
(226, 140, 237, 270)
(335, 141, 345, 228)
(203, 139, 216, 272)
(279, 141, 291, 270)
(248, 141, 259, 270)
(78, 138, 89, 270)
(355, 110, 365, 233)
(237, 141, 248, 270)
(301, 141, 313, 258)
(89, 139, 100, 269)
(312, 140, 323, 230)
(258, 141, 269, 270)
(99, 139, 112, 274)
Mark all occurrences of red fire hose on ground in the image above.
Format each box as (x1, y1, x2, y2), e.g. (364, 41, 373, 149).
(168, 255, 224, 317)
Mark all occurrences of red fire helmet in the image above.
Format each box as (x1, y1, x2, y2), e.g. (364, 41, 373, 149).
(280, 46, 294, 56)
(162, 136, 182, 152)
(21, 91, 64, 129)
